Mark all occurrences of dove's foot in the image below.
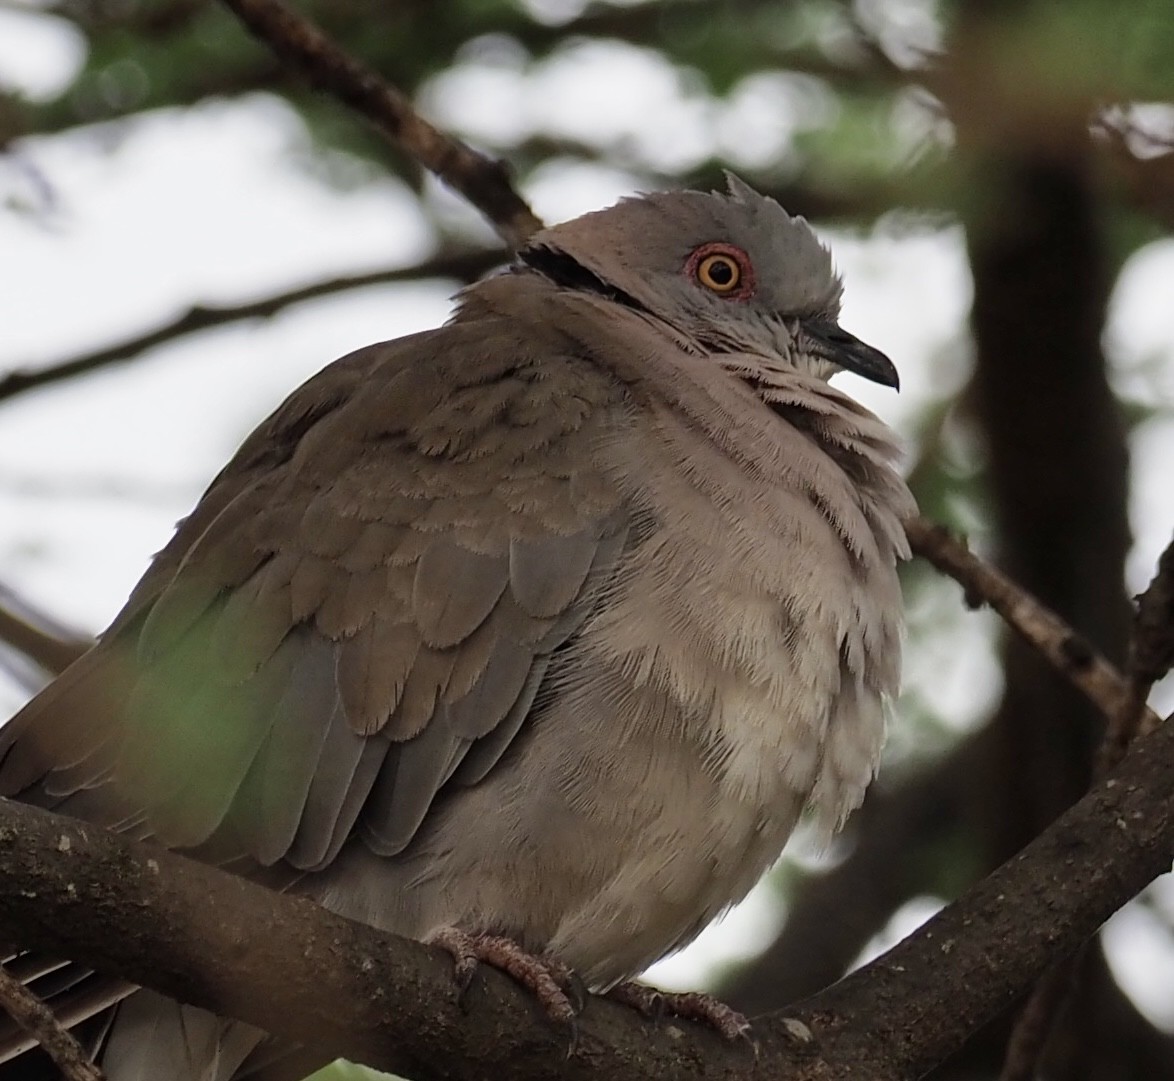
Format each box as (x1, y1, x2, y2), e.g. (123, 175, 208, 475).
(429, 927, 584, 1025)
(606, 980, 751, 1040)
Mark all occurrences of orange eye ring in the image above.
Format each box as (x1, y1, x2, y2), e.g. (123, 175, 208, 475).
(685, 243, 754, 300)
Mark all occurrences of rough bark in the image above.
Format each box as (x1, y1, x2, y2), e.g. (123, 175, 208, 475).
(0, 687, 1171, 1081)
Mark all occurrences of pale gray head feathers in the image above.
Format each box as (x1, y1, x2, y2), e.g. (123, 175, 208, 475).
(515, 174, 899, 390)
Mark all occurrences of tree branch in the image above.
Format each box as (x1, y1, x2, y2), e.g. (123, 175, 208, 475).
(0, 797, 808, 1081)
(1, 688, 1172, 1081)
(0, 965, 105, 1081)
(1112, 533, 1174, 754)
(216, 0, 542, 246)
(904, 516, 1157, 728)
(0, 249, 500, 406)
(793, 703, 1174, 1080)
(999, 531, 1174, 1081)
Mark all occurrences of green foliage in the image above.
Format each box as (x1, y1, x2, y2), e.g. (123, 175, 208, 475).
(978, 0, 1174, 102)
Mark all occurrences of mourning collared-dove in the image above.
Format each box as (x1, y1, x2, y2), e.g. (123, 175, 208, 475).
(0, 177, 914, 1080)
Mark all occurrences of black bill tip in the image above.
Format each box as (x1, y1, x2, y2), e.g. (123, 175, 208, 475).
(802, 319, 900, 390)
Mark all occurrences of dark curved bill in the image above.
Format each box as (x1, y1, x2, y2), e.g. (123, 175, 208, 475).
(801, 319, 900, 389)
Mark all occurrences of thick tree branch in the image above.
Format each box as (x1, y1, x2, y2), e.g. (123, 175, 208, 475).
(0, 796, 807, 1081)
(0, 250, 500, 406)
(216, 0, 541, 246)
(1, 692, 1173, 1081)
(904, 516, 1156, 728)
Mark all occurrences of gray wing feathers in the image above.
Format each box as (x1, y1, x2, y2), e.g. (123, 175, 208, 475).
(134, 486, 277, 664)
(241, 635, 339, 865)
(302, 736, 388, 871)
(284, 702, 371, 870)
(289, 555, 335, 622)
(361, 714, 462, 856)
(0, 645, 126, 795)
(0, 329, 627, 880)
(128, 624, 300, 848)
(208, 558, 295, 684)
(385, 644, 457, 740)
(451, 655, 550, 786)
(444, 634, 534, 739)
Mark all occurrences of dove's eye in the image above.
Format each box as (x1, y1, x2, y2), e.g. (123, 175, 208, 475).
(698, 254, 739, 290)
(686, 243, 754, 299)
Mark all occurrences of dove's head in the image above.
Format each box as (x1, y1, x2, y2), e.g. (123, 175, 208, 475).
(519, 174, 898, 389)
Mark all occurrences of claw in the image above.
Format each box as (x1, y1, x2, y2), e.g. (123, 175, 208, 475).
(428, 928, 580, 1028)
(607, 981, 751, 1041)
(426, 931, 751, 1045)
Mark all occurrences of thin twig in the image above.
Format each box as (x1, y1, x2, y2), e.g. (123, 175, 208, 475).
(904, 516, 1159, 728)
(216, 0, 542, 247)
(999, 532, 1174, 1081)
(0, 249, 501, 406)
(0, 965, 105, 1081)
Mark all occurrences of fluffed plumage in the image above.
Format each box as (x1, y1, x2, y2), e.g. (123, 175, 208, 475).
(0, 176, 914, 1080)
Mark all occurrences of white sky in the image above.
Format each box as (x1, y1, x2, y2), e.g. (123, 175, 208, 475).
(2, 6, 1173, 1014)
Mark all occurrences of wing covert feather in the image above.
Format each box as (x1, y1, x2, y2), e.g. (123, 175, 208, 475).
(335, 617, 419, 736)
(509, 527, 600, 618)
(412, 540, 509, 648)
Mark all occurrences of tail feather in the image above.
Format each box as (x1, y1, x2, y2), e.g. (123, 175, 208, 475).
(99, 991, 267, 1081)
(0, 959, 321, 1081)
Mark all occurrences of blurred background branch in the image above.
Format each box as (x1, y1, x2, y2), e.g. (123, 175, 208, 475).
(0, 248, 499, 405)
(217, 0, 542, 245)
(905, 517, 1157, 727)
(0, 585, 90, 681)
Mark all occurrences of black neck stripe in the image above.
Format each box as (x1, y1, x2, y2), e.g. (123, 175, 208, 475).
(518, 245, 651, 315)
